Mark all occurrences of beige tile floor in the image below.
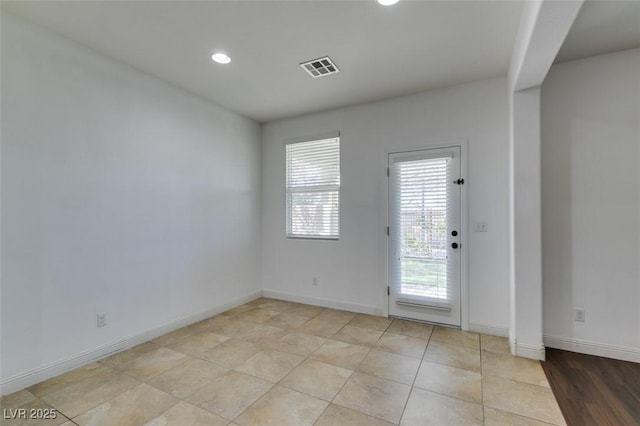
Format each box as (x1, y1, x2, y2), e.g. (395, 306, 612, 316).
(1, 298, 566, 425)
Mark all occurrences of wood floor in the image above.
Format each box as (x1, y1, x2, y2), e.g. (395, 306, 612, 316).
(541, 348, 640, 426)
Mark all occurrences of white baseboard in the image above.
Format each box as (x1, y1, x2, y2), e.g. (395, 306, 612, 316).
(0, 290, 262, 396)
(544, 335, 640, 363)
(262, 289, 383, 316)
(510, 338, 546, 361)
(468, 322, 509, 337)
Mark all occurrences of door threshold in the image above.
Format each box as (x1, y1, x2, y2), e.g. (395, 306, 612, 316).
(388, 315, 461, 330)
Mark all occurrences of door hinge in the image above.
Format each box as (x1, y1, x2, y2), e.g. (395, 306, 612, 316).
(453, 178, 464, 185)
(387, 286, 390, 296)
(386, 167, 389, 177)
(386, 226, 389, 236)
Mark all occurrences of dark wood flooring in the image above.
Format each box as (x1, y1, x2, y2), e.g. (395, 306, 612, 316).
(541, 348, 640, 426)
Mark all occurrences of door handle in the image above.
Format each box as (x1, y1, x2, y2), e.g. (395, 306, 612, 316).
(451, 242, 459, 249)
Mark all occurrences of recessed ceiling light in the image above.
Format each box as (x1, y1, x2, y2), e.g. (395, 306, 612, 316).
(211, 52, 231, 64)
(377, 0, 399, 5)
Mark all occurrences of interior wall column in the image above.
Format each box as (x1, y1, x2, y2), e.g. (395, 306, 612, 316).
(509, 87, 544, 360)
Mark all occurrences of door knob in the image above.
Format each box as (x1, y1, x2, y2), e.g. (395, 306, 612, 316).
(451, 242, 459, 249)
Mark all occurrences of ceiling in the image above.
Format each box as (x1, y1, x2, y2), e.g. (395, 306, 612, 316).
(555, 0, 640, 64)
(2, 1, 523, 123)
(4, 1, 638, 123)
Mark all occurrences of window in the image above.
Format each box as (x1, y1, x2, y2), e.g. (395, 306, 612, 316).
(286, 136, 340, 239)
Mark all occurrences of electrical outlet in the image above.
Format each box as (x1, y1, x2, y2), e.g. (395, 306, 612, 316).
(574, 308, 585, 322)
(312, 277, 318, 286)
(474, 221, 488, 232)
(97, 313, 107, 327)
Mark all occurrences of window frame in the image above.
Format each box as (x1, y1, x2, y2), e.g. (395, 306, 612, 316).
(285, 132, 341, 240)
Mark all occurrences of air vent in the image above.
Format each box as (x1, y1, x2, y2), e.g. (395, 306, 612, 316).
(300, 56, 340, 78)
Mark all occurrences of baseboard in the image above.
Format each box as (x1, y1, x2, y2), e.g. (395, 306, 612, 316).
(511, 338, 546, 361)
(262, 289, 383, 316)
(0, 290, 262, 396)
(468, 322, 509, 337)
(544, 335, 640, 363)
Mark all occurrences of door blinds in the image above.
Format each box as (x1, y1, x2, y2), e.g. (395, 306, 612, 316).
(390, 153, 454, 310)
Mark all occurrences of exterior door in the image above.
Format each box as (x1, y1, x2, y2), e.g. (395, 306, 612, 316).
(388, 147, 462, 326)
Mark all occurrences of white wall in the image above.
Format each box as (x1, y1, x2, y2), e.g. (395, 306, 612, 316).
(541, 49, 640, 362)
(262, 77, 510, 335)
(1, 14, 262, 391)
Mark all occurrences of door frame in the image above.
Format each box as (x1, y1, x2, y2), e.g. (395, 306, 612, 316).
(381, 139, 469, 330)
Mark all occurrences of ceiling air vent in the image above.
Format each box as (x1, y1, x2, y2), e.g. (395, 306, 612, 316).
(300, 56, 340, 78)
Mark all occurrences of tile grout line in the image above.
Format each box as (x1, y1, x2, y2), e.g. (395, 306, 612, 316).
(397, 323, 434, 425)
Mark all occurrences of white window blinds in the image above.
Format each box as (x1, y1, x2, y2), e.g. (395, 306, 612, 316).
(391, 154, 454, 309)
(286, 137, 340, 239)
